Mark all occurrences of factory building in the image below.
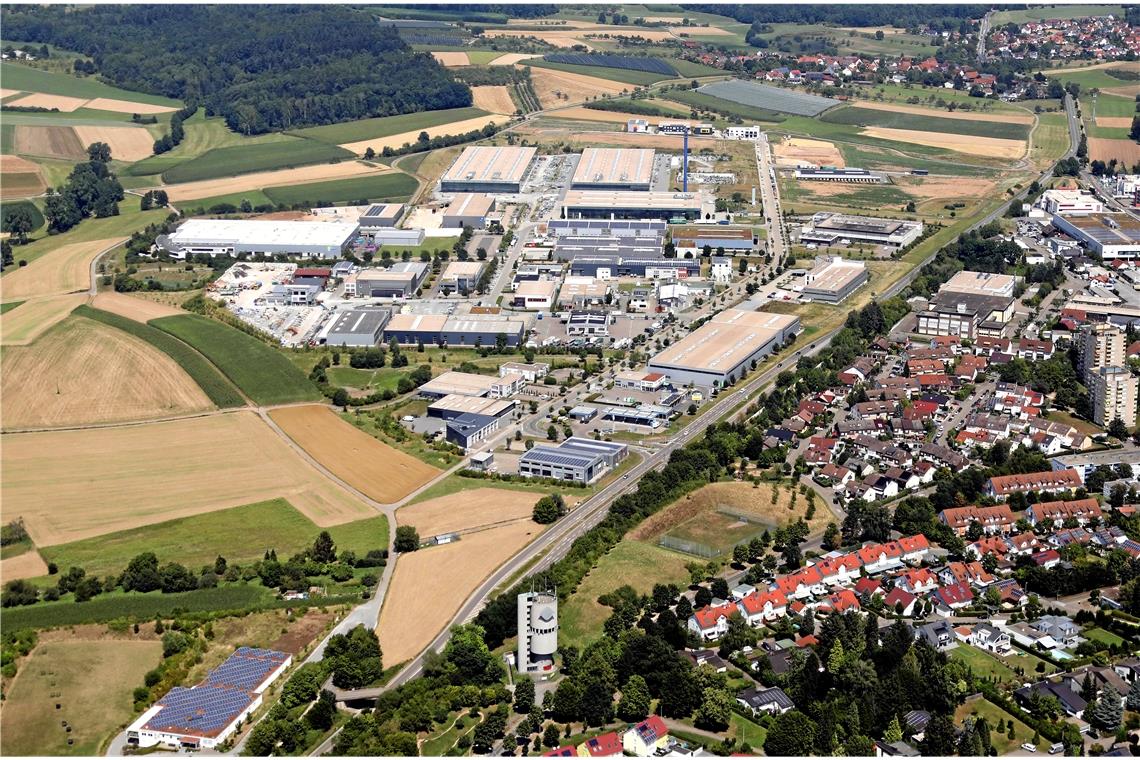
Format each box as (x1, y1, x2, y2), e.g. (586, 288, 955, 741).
(512, 279, 558, 309)
(571, 147, 655, 191)
(371, 228, 425, 248)
(349, 262, 429, 298)
(419, 370, 523, 399)
(566, 310, 610, 337)
(518, 590, 559, 674)
(800, 257, 869, 304)
(725, 125, 761, 139)
(671, 225, 755, 257)
(566, 255, 699, 279)
(648, 309, 801, 387)
(440, 145, 537, 193)
(553, 235, 663, 261)
(916, 291, 1015, 339)
(562, 190, 709, 221)
(519, 437, 629, 484)
(384, 312, 527, 348)
(427, 395, 517, 450)
(442, 193, 495, 229)
(558, 277, 610, 308)
(161, 219, 359, 259)
(800, 212, 923, 248)
(546, 219, 666, 238)
(1051, 213, 1140, 260)
(358, 203, 405, 229)
(942, 270, 1018, 298)
(439, 260, 485, 293)
(1040, 189, 1104, 216)
(322, 308, 390, 347)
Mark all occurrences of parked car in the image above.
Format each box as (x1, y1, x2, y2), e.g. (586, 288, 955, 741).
(1021, 744, 1038, 753)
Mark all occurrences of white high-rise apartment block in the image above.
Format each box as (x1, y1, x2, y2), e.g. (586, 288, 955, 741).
(1088, 365, 1138, 429)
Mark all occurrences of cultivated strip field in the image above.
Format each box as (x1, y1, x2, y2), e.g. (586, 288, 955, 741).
(270, 405, 440, 504)
(0, 294, 86, 345)
(1, 315, 213, 430)
(489, 53, 541, 65)
(773, 137, 846, 168)
(861, 126, 1026, 159)
(0, 88, 21, 99)
(1097, 116, 1134, 129)
(377, 520, 543, 664)
(83, 97, 177, 114)
(0, 236, 125, 300)
(1088, 137, 1140, 164)
(526, 67, 627, 108)
(1, 411, 377, 546)
(471, 85, 516, 115)
(853, 100, 1035, 124)
(72, 125, 156, 161)
(432, 51, 470, 66)
(0, 550, 50, 582)
(6, 92, 88, 112)
(547, 106, 671, 124)
(90, 291, 184, 322)
(159, 161, 390, 202)
(13, 124, 86, 160)
(396, 487, 540, 536)
(338, 114, 502, 155)
(0, 154, 46, 198)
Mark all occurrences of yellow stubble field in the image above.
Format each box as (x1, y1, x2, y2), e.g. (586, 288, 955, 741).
(0, 236, 125, 300)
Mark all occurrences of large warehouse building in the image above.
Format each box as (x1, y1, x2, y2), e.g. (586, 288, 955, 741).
(358, 203, 405, 229)
(571, 147, 655, 191)
(384, 312, 528, 347)
(648, 309, 800, 387)
(671, 225, 755, 257)
(349, 262, 429, 299)
(519, 437, 629, 484)
(440, 146, 537, 193)
(161, 219, 359, 259)
(801, 257, 869, 304)
(546, 219, 666, 238)
(800, 212, 923, 248)
(1051, 213, 1140, 260)
(562, 190, 709, 221)
(322, 308, 390, 347)
(442, 193, 495, 229)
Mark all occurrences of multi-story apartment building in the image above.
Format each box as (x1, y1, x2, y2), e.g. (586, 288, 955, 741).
(1088, 365, 1138, 428)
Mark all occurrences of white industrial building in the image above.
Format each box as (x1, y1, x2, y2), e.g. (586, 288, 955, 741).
(800, 257, 869, 304)
(648, 309, 801, 387)
(1051, 213, 1140, 260)
(800, 212, 923, 248)
(161, 219, 359, 259)
(1039, 188, 1104, 216)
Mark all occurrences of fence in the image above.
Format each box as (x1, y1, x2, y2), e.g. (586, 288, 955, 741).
(658, 535, 722, 559)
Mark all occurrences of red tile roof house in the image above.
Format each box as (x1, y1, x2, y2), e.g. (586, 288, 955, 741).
(967, 535, 1010, 560)
(820, 462, 854, 486)
(896, 534, 931, 563)
(932, 581, 975, 614)
(736, 589, 788, 626)
(884, 587, 918, 616)
(817, 588, 861, 615)
(1008, 532, 1041, 555)
(937, 504, 1016, 536)
(813, 554, 863, 587)
(853, 576, 882, 598)
(856, 542, 904, 575)
(985, 468, 1083, 498)
(1031, 549, 1062, 568)
(939, 561, 995, 589)
(687, 603, 735, 641)
(579, 732, 623, 757)
(1027, 497, 1103, 528)
(897, 568, 939, 594)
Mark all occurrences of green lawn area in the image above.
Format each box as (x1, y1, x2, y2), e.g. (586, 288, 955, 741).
(151, 314, 321, 405)
(0, 61, 181, 106)
(993, 4, 1123, 24)
(1044, 408, 1102, 436)
(528, 58, 673, 86)
(949, 644, 1056, 686)
(1048, 65, 1139, 92)
(263, 171, 418, 206)
(729, 713, 768, 749)
(125, 110, 295, 176)
(290, 106, 489, 145)
(39, 499, 388, 580)
(560, 540, 692, 649)
(954, 697, 1042, 754)
(1031, 112, 1073, 167)
(1083, 627, 1125, 648)
(327, 366, 408, 393)
(75, 305, 246, 408)
(1092, 93, 1137, 118)
(405, 471, 593, 507)
(821, 105, 1030, 140)
(161, 138, 356, 184)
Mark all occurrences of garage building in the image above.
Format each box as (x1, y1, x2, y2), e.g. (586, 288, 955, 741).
(322, 308, 390, 347)
(648, 309, 801, 387)
(571, 147, 655, 191)
(442, 193, 495, 228)
(441, 146, 537, 193)
(162, 219, 359, 259)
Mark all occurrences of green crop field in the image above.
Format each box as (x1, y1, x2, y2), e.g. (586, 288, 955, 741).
(821, 105, 1030, 140)
(0, 300, 24, 314)
(263, 171, 418, 206)
(74, 305, 246, 408)
(180, 188, 275, 214)
(1029, 112, 1072, 166)
(126, 111, 296, 176)
(0, 122, 13, 153)
(40, 498, 388, 580)
(290, 106, 489, 145)
(1092, 93, 1138, 118)
(1049, 66, 1140, 92)
(992, 4, 1123, 24)
(663, 89, 786, 123)
(161, 138, 356, 184)
(151, 314, 321, 405)
(527, 59, 672, 86)
(0, 62, 181, 107)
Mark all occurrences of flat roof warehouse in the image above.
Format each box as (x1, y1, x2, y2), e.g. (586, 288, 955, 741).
(572, 147, 655, 189)
(442, 146, 537, 185)
(649, 309, 800, 386)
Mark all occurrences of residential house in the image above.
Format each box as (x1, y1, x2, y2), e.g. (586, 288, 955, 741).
(937, 505, 1016, 536)
(1030, 615, 1081, 648)
(969, 622, 1012, 655)
(1014, 681, 1086, 718)
(916, 620, 956, 651)
(688, 604, 734, 641)
(578, 732, 623, 758)
(884, 587, 918, 616)
(1027, 498, 1103, 528)
(932, 581, 974, 614)
(737, 589, 788, 627)
(622, 716, 669, 757)
(986, 469, 1083, 498)
(897, 568, 939, 595)
(736, 686, 795, 716)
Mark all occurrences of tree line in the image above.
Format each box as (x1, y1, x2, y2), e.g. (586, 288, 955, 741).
(43, 142, 124, 233)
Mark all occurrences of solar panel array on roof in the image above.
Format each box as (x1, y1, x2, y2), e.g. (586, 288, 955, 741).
(548, 220, 666, 235)
(520, 447, 599, 468)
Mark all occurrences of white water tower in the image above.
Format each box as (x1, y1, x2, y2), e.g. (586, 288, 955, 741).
(517, 588, 558, 674)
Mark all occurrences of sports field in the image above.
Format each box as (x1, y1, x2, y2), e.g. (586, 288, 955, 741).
(159, 161, 389, 203)
(0, 236, 125, 300)
(1, 315, 212, 430)
(0, 636, 163, 756)
(396, 487, 540, 536)
(270, 405, 440, 504)
(161, 138, 355, 184)
(262, 171, 418, 206)
(0, 294, 86, 345)
(41, 498, 389, 581)
(2, 411, 376, 546)
(152, 314, 320, 405)
(377, 520, 542, 664)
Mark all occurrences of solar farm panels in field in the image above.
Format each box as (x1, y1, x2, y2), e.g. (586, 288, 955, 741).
(544, 53, 676, 76)
(697, 80, 839, 116)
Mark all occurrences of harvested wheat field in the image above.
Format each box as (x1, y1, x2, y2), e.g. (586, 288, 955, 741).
(84, 97, 177, 114)
(431, 51, 470, 66)
(563, 130, 715, 150)
(773, 136, 845, 168)
(6, 92, 88, 112)
(527, 67, 627, 107)
(0, 551, 49, 582)
(471, 86, 516, 115)
(0, 154, 45, 198)
(0, 294, 86, 346)
(489, 53, 541, 66)
(160, 161, 382, 202)
(485, 29, 595, 48)
(894, 174, 997, 201)
(270, 405, 440, 504)
(853, 100, 1034, 124)
(1, 236, 124, 300)
(0, 88, 21, 99)
(91, 291, 184, 322)
(339, 114, 501, 156)
(1096, 117, 1135, 129)
(1088, 137, 1140, 165)
(378, 520, 543, 663)
(397, 488, 540, 536)
(13, 124, 86, 160)
(668, 25, 730, 35)
(2, 315, 212, 430)
(1, 411, 376, 546)
(1104, 84, 1140, 98)
(73, 125, 156, 162)
(861, 127, 1025, 159)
